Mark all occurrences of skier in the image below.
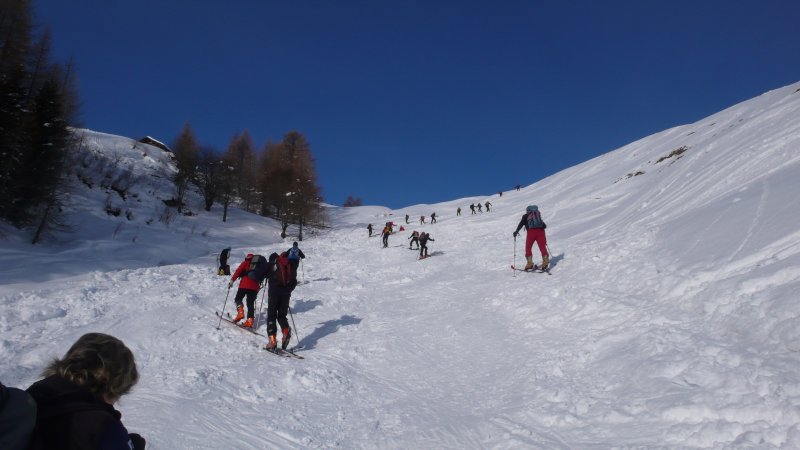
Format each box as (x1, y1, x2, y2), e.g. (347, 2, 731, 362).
(229, 254, 262, 328)
(430, 212, 437, 224)
(405, 214, 409, 224)
(476, 203, 482, 213)
(512, 205, 549, 270)
(418, 232, 435, 259)
(265, 252, 298, 350)
(218, 247, 231, 275)
(420, 215, 425, 224)
(408, 230, 420, 249)
(485, 201, 492, 212)
(26, 333, 146, 450)
(381, 224, 391, 248)
(470, 204, 476, 214)
(285, 241, 306, 280)
(516, 184, 521, 191)
(457, 207, 461, 216)
(499, 191, 503, 197)
(367, 223, 373, 237)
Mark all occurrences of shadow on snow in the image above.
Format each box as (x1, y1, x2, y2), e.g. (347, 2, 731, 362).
(296, 315, 362, 350)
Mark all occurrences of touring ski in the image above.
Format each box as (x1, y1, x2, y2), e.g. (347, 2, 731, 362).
(511, 265, 551, 275)
(263, 347, 305, 359)
(215, 311, 265, 336)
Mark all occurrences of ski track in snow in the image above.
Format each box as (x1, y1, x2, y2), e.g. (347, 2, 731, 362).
(2, 82, 800, 448)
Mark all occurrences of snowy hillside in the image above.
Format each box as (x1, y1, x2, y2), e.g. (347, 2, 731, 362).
(2, 81, 800, 448)
(0, 129, 286, 284)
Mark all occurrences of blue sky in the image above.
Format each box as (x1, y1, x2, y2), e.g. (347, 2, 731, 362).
(37, 0, 800, 209)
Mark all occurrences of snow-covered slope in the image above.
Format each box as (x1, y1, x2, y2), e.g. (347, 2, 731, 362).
(0, 129, 285, 284)
(2, 81, 800, 448)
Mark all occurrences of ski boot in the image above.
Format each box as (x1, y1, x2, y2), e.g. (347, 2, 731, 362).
(233, 304, 244, 323)
(281, 327, 292, 350)
(541, 254, 549, 271)
(265, 335, 278, 351)
(524, 256, 534, 271)
(242, 318, 254, 328)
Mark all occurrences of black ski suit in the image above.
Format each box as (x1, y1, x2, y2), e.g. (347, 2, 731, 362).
(265, 256, 297, 336)
(419, 234, 434, 258)
(408, 232, 420, 249)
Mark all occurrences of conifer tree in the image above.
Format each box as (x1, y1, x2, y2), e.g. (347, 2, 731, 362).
(196, 146, 222, 212)
(171, 123, 200, 213)
(223, 130, 258, 213)
(0, 0, 33, 220)
(28, 75, 71, 243)
(343, 195, 363, 207)
(259, 131, 324, 238)
(1, 0, 78, 237)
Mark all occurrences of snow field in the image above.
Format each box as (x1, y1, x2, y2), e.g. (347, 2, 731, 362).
(1, 81, 800, 448)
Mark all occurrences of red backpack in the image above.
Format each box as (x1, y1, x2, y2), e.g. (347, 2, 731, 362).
(272, 252, 295, 287)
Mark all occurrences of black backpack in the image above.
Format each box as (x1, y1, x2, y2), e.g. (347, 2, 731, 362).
(246, 255, 269, 284)
(0, 382, 37, 450)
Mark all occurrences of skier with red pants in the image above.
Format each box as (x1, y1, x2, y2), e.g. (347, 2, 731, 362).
(513, 205, 549, 270)
(229, 254, 262, 328)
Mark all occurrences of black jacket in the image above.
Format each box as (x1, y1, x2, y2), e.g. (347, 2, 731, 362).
(26, 376, 144, 450)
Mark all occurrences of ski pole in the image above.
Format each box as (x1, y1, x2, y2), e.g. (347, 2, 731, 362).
(301, 259, 305, 284)
(254, 285, 267, 330)
(513, 235, 517, 277)
(288, 305, 302, 348)
(216, 286, 232, 330)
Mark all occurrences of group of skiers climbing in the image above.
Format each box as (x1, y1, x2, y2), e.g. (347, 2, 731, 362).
(408, 230, 435, 258)
(367, 200, 549, 270)
(224, 242, 306, 351)
(467, 201, 491, 214)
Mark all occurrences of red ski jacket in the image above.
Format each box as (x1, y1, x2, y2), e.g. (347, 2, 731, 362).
(231, 256, 261, 291)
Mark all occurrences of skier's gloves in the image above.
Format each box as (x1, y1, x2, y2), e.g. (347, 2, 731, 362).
(228, 280, 234, 289)
(512, 231, 518, 238)
(129, 433, 146, 450)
